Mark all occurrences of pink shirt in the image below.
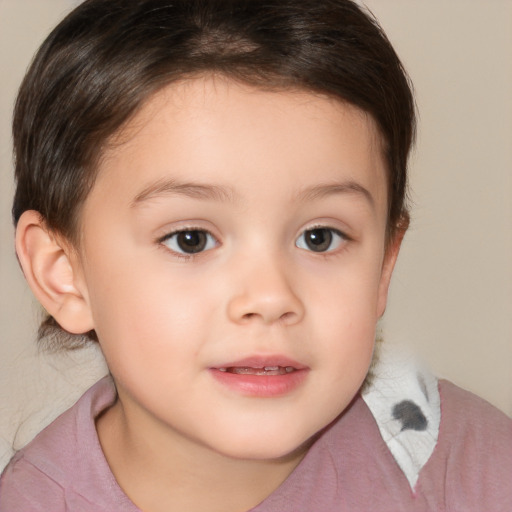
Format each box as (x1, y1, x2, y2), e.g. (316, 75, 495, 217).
(1, 377, 511, 511)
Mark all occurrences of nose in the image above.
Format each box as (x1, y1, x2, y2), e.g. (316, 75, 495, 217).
(226, 254, 305, 326)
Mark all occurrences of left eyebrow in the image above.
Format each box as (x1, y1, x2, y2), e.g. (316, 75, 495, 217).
(296, 181, 375, 210)
(131, 177, 236, 207)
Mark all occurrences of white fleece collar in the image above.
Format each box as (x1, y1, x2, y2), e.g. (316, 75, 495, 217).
(362, 344, 441, 490)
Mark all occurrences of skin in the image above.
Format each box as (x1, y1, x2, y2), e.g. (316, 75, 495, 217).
(17, 76, 403, 512)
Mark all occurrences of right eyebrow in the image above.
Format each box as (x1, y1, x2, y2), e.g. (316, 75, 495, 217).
(296, 180, 376, 211)
(130, 177, 237, 207)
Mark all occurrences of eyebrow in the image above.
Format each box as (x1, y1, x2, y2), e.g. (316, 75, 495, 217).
(131, 177, 375, 209)
(297, 181, 375, 209)
(131, 178, 236, 207)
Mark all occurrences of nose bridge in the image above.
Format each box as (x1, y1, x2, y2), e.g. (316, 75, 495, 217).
(226, 247, 305, 325)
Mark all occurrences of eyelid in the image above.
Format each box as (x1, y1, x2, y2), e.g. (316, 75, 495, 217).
(156, 221, 219, 242)
(158, 226, 212, 241)
(299, 223, 350, 240)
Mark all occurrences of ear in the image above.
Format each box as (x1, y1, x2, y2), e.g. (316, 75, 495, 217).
(376, 219, 408, 318)
(15, 210, 94, 334)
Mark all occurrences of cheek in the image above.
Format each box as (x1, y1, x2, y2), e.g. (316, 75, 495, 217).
(319, 302, 377, 376)
(308, 257, 383, 329)
(306, 260, 383, 374)
(82, 246, 217, 364)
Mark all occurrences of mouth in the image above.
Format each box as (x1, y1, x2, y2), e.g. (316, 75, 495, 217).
(210, 356, 308, 397)
(213, 355, 306, 374)
(218, 366, 297, 376)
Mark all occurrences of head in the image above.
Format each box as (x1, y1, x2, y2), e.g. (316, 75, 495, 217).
(13, 0, 415, 459)
(13, 0, 414, 242)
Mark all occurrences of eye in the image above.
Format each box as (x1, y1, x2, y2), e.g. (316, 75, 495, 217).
(161, 229, 217, 255)
(295, 227, 346, 253)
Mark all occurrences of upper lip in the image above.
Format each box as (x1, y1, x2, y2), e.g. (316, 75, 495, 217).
(211, 355, 308, 370)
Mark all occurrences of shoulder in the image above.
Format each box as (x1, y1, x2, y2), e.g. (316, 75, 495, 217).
(417, 380, 512, 510)
(439, 378, 511, 431)
(436, 379, 512, 460)
(0, 377, 119, 511)
(0, 452, 65, 511)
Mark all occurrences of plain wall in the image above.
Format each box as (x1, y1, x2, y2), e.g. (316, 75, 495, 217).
(1, 1, 511, 464)
(363, 0, 512, 415)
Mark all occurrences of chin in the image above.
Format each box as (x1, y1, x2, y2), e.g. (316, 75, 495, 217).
(210, 426, 319, 462)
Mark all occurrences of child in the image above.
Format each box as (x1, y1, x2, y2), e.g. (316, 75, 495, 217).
(1, 0, 511, 510)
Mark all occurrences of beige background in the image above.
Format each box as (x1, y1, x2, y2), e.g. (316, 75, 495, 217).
(0, 0, 511, 468)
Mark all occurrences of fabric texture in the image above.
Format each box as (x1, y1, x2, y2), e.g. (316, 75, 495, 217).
(1, 375, 511, 511)
(362, 346, 441, 489)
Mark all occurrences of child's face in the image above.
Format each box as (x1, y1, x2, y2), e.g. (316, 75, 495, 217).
(75, 76, 398, 460)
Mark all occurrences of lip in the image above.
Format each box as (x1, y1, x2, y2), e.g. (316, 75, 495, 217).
(213, 355, 307, 371)
(209, 355, 309, 397)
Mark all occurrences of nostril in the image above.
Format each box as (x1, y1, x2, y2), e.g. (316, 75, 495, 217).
(241, 311, 295, 321)
(241, 310, 297, 324)
(280, 311, 295, 322)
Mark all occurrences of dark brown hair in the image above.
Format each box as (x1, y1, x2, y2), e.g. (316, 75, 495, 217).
(12, 0, 415, 345)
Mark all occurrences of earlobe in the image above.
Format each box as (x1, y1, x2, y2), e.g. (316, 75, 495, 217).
(376, 222, 408, 318)
(15, 210, 94, 334)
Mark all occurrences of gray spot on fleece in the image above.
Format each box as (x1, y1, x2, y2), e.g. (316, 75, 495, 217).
(392, 400, 428, 432)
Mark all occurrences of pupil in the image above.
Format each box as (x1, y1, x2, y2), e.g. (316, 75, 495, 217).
(306, 229, 332, 252)
(177, 231, 207, 253)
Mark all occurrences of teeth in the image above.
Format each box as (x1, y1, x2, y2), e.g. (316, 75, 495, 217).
(218, 366, 297, 375)
(232, 367, 260, 375)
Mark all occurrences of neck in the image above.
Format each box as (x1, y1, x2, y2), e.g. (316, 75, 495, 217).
(97, 396, 309, 512)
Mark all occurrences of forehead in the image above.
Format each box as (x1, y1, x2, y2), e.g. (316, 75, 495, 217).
(95, 76, 388, 212)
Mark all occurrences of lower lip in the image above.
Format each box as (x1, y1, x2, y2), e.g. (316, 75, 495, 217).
(210, 368, 308, 397)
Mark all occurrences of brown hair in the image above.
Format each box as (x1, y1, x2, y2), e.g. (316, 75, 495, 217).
(12, 0, 415, 345)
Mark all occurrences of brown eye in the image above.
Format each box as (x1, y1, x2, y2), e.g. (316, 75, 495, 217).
(296, 228, 345, 253)
(163, 230, 216, 255)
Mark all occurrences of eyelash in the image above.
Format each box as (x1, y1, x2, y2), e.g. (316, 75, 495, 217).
(295, 226, 349, 255)
(158, 228, 219, 261)
(157, 225, 350, 260)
